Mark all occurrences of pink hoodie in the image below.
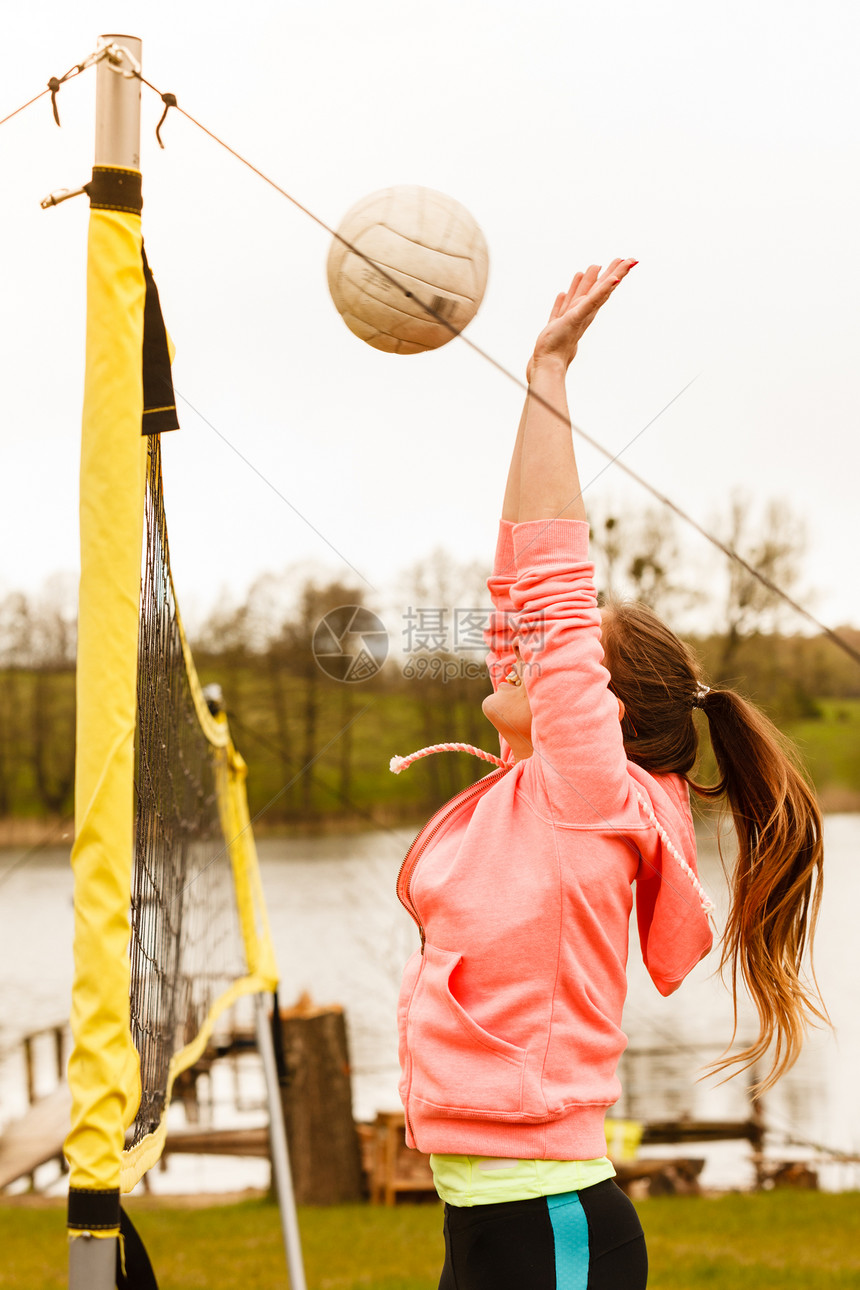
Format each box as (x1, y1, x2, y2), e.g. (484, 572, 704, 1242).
(396, 519, 713, 1161)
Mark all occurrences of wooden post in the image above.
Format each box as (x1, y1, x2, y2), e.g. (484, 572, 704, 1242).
(277, 995, 364, 1205)
(53, 1027, 65, 1085)
(23, 1035, 36, 1106)
(55, 1027, 69, 1176)
(749, 1069, 767, 1190)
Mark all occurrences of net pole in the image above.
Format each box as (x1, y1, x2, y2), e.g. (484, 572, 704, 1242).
(94, 34, 142, 168)
(255, 993, 308, 1290)
(67, 33, 143, 1290)
(68, 1233, 117, 1290)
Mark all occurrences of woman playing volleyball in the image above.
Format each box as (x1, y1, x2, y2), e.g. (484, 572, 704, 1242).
(393, 260, 825, 1288)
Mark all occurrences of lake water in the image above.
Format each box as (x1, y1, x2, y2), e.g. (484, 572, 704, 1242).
(1, 813, 858, 1197)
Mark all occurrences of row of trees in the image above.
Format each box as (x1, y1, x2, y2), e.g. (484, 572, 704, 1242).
(1, 497, 857, 824)
(0, 575, 77, 818)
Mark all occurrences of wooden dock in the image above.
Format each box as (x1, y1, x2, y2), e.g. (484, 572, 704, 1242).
(0, 1085, 70, 1191)
(163, 1124, 270, 1158)
(1, 1022, 840, 1199)
(0, 1024, 70, 1191)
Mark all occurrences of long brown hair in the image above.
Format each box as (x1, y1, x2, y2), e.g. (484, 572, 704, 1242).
(602, 599, 827, 1092)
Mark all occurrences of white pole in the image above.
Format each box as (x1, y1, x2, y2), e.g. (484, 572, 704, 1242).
(68, 33, 142, 1290)
(94, 34, 142, 168)
(255, 993, 308, 1290)
(68, 1233, 117, 1290)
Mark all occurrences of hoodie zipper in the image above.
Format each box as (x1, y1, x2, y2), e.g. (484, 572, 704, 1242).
(396, 765, 510, 953)
(397, 764, 510, 1147)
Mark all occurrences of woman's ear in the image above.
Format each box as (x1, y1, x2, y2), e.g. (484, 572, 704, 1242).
(616, 696, 625, 723)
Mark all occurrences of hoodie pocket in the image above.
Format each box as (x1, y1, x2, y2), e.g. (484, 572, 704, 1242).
(407, 943, 542, 1120)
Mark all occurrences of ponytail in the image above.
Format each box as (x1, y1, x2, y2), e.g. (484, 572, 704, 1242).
(692, 688, 827, 1092)
(602, 600, 827, 1091)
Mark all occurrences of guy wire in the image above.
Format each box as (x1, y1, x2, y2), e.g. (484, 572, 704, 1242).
(133, 72, 859, 668)
(0, 86, 52, 129)
(4, 58, 855, 667)
(0, 47, 114, 130)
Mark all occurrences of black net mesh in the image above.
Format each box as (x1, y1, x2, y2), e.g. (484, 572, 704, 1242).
(128, 437, 248, 1150)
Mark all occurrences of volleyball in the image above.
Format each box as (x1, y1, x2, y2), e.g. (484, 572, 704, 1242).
(326, 185, 489, 354)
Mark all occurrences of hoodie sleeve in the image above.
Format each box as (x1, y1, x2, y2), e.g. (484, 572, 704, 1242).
(509, 517, 713, 983)
(630, 768, 714, 995)
(509, 518, 631, 823)
(484, 520, 518, 695)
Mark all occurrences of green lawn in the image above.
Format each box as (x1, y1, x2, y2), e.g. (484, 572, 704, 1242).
(786, 698, 860, 810)
(2, 1192, 860, 1289)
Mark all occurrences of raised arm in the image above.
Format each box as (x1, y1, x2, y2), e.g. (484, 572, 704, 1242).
(503, 260, 639, 816)
(518, 260, 636, 523)
(486, 261, 636, 767)
(501, 400, 528, 523)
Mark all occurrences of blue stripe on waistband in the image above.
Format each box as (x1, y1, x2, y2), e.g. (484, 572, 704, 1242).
(547, 1190, 589, 1290)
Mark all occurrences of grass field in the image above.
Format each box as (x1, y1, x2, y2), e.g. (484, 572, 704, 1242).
(2, 1192, 860, 1289)
(786, 698, 860, 811)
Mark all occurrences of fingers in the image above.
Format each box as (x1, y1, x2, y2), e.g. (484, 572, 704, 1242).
(575, 277, 619, 328)
(533, 259, 636, 373)
(562, 258, 637, 315)
(601, 258, 626, 281)
(554, 261, 632, 316)
(561, 270, 614, 321)
(558, 267, 596, 316)
(576, 265, 601, 301)
(547, 291, 567, 324)
(612, 257, 638, 280)
(560, 273, 584, 312)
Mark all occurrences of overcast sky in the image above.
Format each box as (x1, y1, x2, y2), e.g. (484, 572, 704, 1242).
(2, 0, 858, 639)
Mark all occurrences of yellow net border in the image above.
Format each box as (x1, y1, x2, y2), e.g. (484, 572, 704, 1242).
(67, 200, 278, 1210)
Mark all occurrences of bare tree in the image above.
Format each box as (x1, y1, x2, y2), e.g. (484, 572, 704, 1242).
(396, 548, 493, 799)
(0, 591, 34, 814)
(717, 493, 808, 673)
(31, 573, 78, 667)
(589, 503, 695, 619)
(6, 578, 78, 817)
(281, 577, 367, 818)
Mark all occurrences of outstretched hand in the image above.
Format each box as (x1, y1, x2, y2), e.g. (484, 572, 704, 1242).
(527, 259, 637, 383)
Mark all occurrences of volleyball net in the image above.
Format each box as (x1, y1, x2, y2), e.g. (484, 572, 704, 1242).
(124, 435, 278, 1189)
(65, 140, 278, 1243)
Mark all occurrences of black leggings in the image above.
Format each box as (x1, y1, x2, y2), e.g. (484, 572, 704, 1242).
(438, 1179, 647, 1289)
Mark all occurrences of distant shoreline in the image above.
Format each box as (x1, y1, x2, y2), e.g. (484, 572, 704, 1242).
(2, 793, 859, 852)
(0, 817, 73, 849)
(0, 811, 424, 850)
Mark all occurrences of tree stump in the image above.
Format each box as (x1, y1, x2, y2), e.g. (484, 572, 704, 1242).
(278, 995, 365, 1205)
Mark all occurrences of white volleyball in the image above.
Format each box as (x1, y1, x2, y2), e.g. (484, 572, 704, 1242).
(326, 185, 489, 354)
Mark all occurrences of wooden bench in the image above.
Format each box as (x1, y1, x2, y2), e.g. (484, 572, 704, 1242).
(360, 1111, 435, 1205)
(360, 1112, 710, 1204)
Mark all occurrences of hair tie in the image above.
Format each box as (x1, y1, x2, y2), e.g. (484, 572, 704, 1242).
(692, 684, 711, 708)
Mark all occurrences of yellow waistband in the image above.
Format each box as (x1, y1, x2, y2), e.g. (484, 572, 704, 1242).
(429, 1154, 616, 1206)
